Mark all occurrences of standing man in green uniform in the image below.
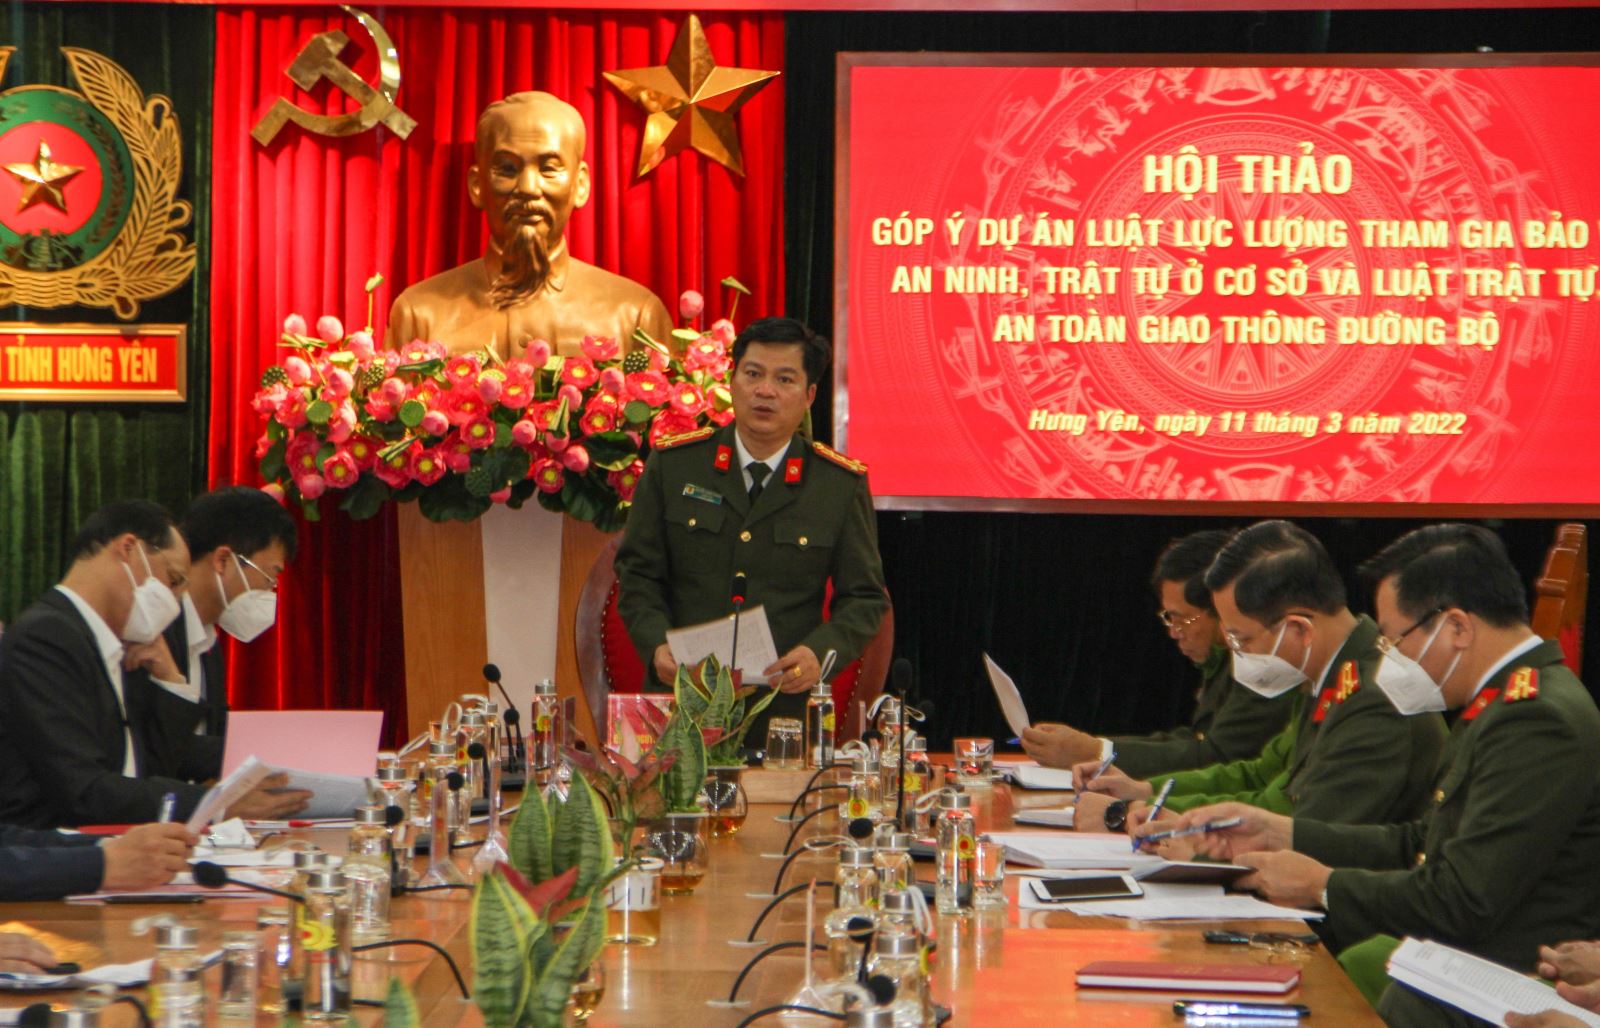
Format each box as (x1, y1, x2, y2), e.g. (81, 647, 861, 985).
(1072, 520, 1446, 833)
(615, 317, 889, 730)
(1160, 524, 1600, 1027)
(1021, 529, 1296, 778)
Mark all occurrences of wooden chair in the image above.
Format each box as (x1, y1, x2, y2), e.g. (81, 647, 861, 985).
(1531, 523, 1587, 673)
(575, 535, 895, 744)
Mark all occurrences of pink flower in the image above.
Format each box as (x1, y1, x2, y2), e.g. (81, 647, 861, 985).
(524, 339, 552, 367)
(598, 367, 626, 396)
(316, 315, 344, 344)
(478, 374, 504, 405)
(326, 404, 357, 443)
(347, 331, 376, 362)
(399, 340, 446, 365)
(626, 371, 670, 407)
(490, 486, 512, 504)
(282, 313, 308, 337)
(374, 450, 412, 488)
(610, 459, 645, 502)
(420, 409, 450, 437)
(498, 376, 533, 410)
(287, 433, 321, 476)
(531, 458, 565, 493)
(445, 354, 481, 387)
(708, 384, 733, 412)
(527, 400, 562, 432)
(581, 335, 620, 362)
(556, 384, 584, 413)
(295, 473, 327, 499)
(710, 318, 737, 347)
(512, 419, 540, 447)
(579, 407, 616, 435)
(709, 406, 736, 427)
(275, 390, 309, 430)
(669, 382, 706, 417)
(346, 436, 381, 470)
(261, 482, 286, 503)
(447, 389, 488, 427)
(283, 355, 312, 386)
(381, 377, 408, 405)
(683, 337, 725, 371)
(679, 290, 705, 321)
(561, 356, 598, 389)
(251, 384, 287, 416)
(364, 395, 396, 422)
(648, 411, 698, 448)
(544, 431, 570, 453)
(408, 446, 448, 486)
(323, 366, 354, 399)
(322, 450, 359, 489)
(462, 415, 497, 450)
(254, 432, 273, 460)
(441, 438, 474, 473)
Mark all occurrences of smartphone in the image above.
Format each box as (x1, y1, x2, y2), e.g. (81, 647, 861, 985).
(1033, 874, 1142, 902)
(1204, 930, 1321, 947)
(1175, 1000, 1310, 1018)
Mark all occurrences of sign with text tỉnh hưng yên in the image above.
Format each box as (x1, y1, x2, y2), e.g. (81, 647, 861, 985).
(0, 323, 186, 402)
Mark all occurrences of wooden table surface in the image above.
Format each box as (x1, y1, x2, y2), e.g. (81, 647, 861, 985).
(1, 780, 1381, 1026)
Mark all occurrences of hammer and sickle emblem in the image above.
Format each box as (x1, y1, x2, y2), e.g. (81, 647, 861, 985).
(251, 5, 417, 145)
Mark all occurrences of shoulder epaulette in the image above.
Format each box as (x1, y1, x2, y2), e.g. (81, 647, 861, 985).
(656, 426, 716, 450)
(1502, 666, 1540, 703)
(812, 440, 868, 474)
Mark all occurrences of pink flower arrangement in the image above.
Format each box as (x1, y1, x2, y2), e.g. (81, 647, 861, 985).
(254, 278, 750, 528)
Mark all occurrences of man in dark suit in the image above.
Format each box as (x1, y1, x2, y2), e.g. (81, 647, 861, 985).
(0, 821, 196, 902)
(124, 487, 298, 783)
(0, 500, 307, 827)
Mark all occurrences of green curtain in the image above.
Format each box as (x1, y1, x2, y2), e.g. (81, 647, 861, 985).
(0, 3, 212, 623)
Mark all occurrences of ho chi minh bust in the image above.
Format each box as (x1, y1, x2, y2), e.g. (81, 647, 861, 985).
(385, 91, 672, 358)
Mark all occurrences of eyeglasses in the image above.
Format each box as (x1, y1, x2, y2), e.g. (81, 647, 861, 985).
(237, 553, 280, 592)
(1376, 606, 1445, 654)
(1157, 609, 1205, 631)
(1225, 613, 1312, 653)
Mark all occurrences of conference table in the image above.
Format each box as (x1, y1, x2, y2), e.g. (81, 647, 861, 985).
(2, 779, 1381, 1025)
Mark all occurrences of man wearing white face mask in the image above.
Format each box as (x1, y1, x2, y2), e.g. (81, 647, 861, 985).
(125, 487, 298, 783)
(1072, 520, 1446, 834)
(0, 500, 309, 828)
(1155, 525, 1600, 1027)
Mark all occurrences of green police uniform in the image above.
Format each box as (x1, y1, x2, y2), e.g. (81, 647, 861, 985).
(1156, 618, 1447, 824)
(1290, 640, 1600, 1025)
(1110, 646, 1297, 779)
(615, 423, 889, 730)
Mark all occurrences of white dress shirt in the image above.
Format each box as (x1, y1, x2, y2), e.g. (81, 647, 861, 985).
(733, 431, 786, 494)
(55, 585, 137, 776)
(151, 595, 216, 726)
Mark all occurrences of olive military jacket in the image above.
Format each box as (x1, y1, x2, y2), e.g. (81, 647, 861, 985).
(615, 423, 889, 725)
(1296, 640, 1600, 969)
(1157, 617, 1448, 824)
(1110, 648, 1297, 779)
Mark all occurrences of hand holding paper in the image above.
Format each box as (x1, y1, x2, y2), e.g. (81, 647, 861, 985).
(666, 606, 780, 682)
(981, 653, 1031, 738)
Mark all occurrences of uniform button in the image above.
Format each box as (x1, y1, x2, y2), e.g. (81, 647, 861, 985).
(740, 531, 752, 542)
(688, 517, 697, 528)
(1195, 731, 1206, 741)
(799, 536, 809, 546)
(1433, 788, 1444, 803)
(1415, 852, 1427, 867)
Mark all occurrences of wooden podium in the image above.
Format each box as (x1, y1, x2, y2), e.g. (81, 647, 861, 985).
(396, 503, 612, 748)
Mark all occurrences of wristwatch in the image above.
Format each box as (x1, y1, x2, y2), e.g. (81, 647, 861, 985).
(1103, 799, 1129, 833)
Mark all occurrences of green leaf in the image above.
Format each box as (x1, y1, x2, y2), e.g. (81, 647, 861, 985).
(396, 358, 445, 377)
(582, 431, 639, 472)
(417, 477, 492, 522)
(382, 975, 421, 1027)
(399, 398, 427, 428)
(338, 474, 390, 520)
(657, 708, 706, 813)
(559, 473, 608, 524)
(526, 892, 607, 1028)
(508, 785, 554, 884)
(622, 400, 652, 425)
(258, 438, 287, 483)
(721, 275, 752, 296)
(673, 664, 711, 723)
(706, 660, 737, 728)
(670, 328, 702, 345)
(315, 442, 335, 467)
(471, 872, 536, 1026)
(550, 774, 615, 897)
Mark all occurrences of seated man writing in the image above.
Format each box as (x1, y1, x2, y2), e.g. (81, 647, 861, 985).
(1072, 520, 1446, 835)
(0, 821, 196, 902)
(1022, 529, 1295, 778)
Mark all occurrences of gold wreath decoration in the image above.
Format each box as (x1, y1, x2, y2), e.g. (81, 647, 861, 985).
(0, 47, 196, 320)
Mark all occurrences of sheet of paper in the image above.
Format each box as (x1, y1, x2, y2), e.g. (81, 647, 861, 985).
(982, 653, 1031, 738)
(1013, 807, 1075, 828)
(189, 848, 298, 869)
(988, 830, 1165, 870)
(0, 953, 224, 991)
(185, 755, 273, 831)
(666, 605, 780, 682)
(1002, 761, 1078, 791)
(222, 710, 384, 778)
(1388, 938, 1600, 1027)
(284, 770, 370, 819)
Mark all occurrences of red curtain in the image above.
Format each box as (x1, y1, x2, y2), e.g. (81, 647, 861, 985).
(208, 8, 786, 738)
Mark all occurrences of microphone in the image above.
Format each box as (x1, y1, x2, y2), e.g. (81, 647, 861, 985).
(484, 664, 525, 772)
(864, 974, 897, 1006)
(846, 817, 875, 843)
(889, 658, 913, 824)
(192, 860, 305, 904)
(730, 571, 748, 679)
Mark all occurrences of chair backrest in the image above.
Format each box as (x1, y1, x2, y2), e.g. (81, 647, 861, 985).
(1531, 523, 1587, 673)
(575, 534, 895, 739)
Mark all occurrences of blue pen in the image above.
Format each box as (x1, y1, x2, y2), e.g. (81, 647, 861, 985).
(1086, 747, 1117, 786)
(1133, 777, 1176, 851)
(1005, 737, 1020, 746)
(157, 792, 177, 823)
(1137, 815, 1244, 846)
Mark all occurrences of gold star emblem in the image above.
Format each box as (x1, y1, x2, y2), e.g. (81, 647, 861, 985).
(603, 14, 778, 178)
(4, 139, 85, 214)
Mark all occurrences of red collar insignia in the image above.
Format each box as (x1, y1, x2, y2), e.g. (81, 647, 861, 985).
(1461, 688, 1500, 721)
(1503, 667, 1540, 703)
(713, 445, 732, 472)
(1312, 688, 1336, 723)
(784, 457, 804, 484)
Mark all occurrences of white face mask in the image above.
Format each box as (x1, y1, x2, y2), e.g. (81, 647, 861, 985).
(1231, 620, 1311, 698)
(1375, 618, 1458, 715)
(121, 542, 181, 644)
(216, 554, 277, 643)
